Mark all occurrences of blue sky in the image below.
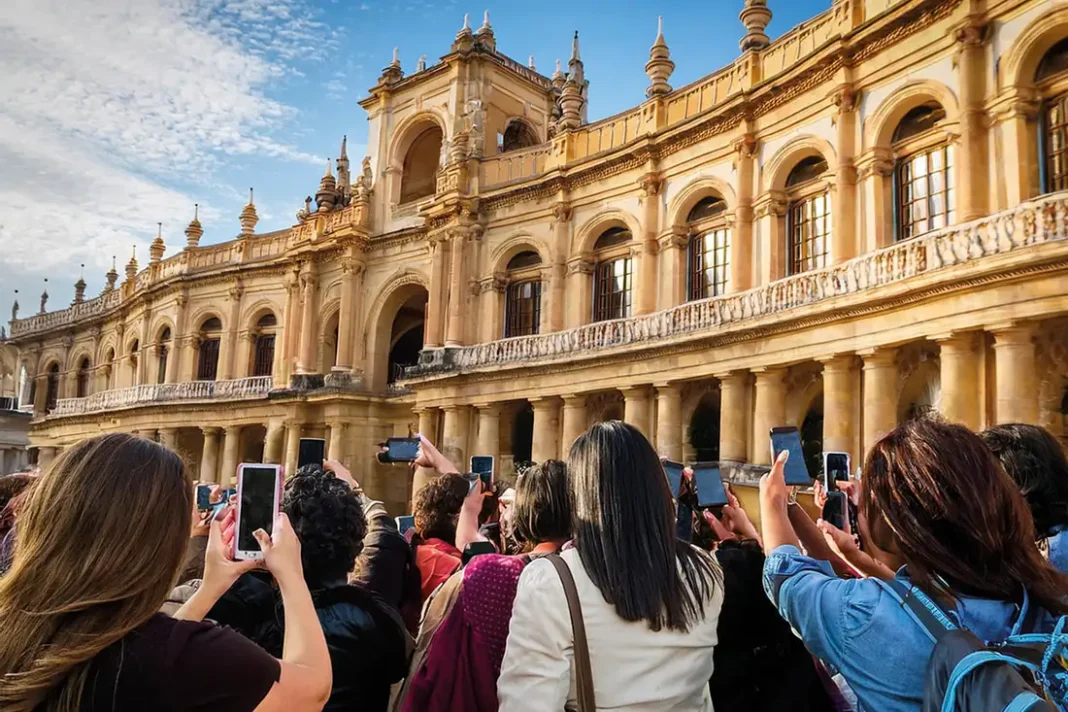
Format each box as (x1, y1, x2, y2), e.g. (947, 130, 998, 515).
(0, 0, 825, 327)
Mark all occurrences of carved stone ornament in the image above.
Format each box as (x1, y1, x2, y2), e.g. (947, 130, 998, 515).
(228, 283, 244, 301)
(753, 195, 787, 219)
(830, 85, 857, 114)
(954, 18, 988, 48)
(552, 202, 573, 223)
(658, 227, 690, 250)
(567, 259, 595, 276)
(480, 273, 508, 294)
(341, 257, 365, 276)
(638, 173, 662, 198)
(732, 133, 758, 159)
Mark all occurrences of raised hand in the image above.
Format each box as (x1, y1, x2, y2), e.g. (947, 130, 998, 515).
(253, 512, 305, 589)
(200, 507, 260, 597)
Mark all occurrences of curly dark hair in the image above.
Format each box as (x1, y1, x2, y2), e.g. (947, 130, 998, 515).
(0, 474, 35, 513)
(980, 423, 1068, 538)
(413, 473, 468, 544)
(284, 465, 367, 586)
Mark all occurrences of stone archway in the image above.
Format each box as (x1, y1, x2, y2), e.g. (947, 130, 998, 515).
(366, 273, 430, 392)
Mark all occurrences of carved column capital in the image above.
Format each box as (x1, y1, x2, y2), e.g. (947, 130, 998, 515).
(552, 202, 573, 223)
(753, 192, 787, 219)
(227, 283, 244, 302)
(479, 273, 508, 294)
(567, 257, 595, 276)
(638, 173, 662, 198)
(340, 257, 365, 277)
(829, 84, 858, 114)
(732, 133, 758, 159)
(954, 17, 989, 48)
(658, 227, 690, 250)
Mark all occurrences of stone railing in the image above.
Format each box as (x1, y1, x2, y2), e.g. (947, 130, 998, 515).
(492, 52, 552, 89)
(664, 63, 746, 128)
(760, 1, 848, 80)
(51, 375, 273, 416)
(480, 144, 552, 188)
(10, 290, 122, 338)
(568, 105, 653, 161)
(408, 192, 1068, 376)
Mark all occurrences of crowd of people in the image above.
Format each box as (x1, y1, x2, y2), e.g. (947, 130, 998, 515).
(0, 414, 1067, 711)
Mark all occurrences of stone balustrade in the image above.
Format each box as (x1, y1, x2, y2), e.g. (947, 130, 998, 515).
(51, 376, 273, 416)
(408, 191, 1068, 376)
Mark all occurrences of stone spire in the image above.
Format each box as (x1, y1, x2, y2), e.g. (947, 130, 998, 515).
(551, 59, 565, 90)
(740, 0, 772, 52)
(185, 203, 203, 248)
(417, 55, 427, 72)
(645, 16, 675, 98)
(380, 47, 403, 84)
(568, 31, 584, 85)
(452, 14, 474, 52)
(316, 161, 337, 212)
(125, 247, 138, 282)
(39, 279, 48, 314)
(559, 72, 583, 131)
(337, 136, 351, 204)
(239, 188, 259, 236)
(475, 10, 495, 51)
(150, 222, 165, 262)
(10, 290, 18, 321)
(105, 256, 118, 292)
(74, 264, 86, 304)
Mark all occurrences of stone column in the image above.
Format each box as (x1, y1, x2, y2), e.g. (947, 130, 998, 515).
(414, 408, 439, 496)
(956, 20, 989, 222)
(220, 425, 242, 486)
(283, 422, 301, 478)
(731, 135, 756, 292)
(441, 405, 469, 470)
(992, 325, 1038, 425)
(219, 282, 243, 381)
(167, 294, 188, 384)
(857, 152, 894, 252)
(655, 383, 683, 461)
(622, 386, 653, 439)
(425, 236, 447, 348)
(263, 419, 285, 464)
(657, 228, 688, 308)
(279, 270, 300, 384)
(159, 427, 179, 451)
(474, 403, 501, 468)
(565, 259, 594, 328)
(832, 86, 858, 264)
(718, 371, 749, 463)
(296, 263, 319, 375)
(936, 332, 981, 430)
(531, 397, 561, 464)
(327, 420, 347, 464)
(33, 374, 47, 416)
(38, 446, 57, 471)
(560, 394, 588, 457)
(478, 277, 505, 343)
(820, 355, 857, 457)
(445, 231, 468, 347)
(861, 348, 899, 458)
(752, 368, 787, 466)
(549, 203, 572, 331)
(635, 174, 661, 315)
(334, 258, 364, 372)
(200, 427, 221, 484)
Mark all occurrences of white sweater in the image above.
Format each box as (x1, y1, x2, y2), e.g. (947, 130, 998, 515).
(497, 547, 723, 711)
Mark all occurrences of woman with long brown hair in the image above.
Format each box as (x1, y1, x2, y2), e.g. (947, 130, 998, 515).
(0, 433, 331, 712)
(760, 418, 1068, 712)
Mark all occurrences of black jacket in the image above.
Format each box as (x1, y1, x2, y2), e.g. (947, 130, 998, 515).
(209, 573, 410, 712)
(350, 501, 422, 635)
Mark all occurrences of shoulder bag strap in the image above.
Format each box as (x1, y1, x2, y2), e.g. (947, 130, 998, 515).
(547, 554, 596, 712)
(875, 578, 956, 644)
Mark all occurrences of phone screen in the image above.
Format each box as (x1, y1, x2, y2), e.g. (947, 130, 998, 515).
(238, 467, 278, 553)
(675, 502, 693, 543)
(693, 466, 729, 508)
(196, 484, 213, 510)
(471, 456, 494, 484)
(387, 437, 420, 462)
(395, 515, 415, 536)
(822, 491, 848, 531)
(770, 428, 811, 486)
(298, 438, 325, 469)
(662, 460, 684, 499)
(825, 453, 850, 491)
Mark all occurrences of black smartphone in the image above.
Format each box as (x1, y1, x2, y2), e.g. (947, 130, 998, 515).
(822, 491, 848, 531)
(692, 464, 729, 508)
(824, 452, 851, 492)
(471, 456, 494, 486)
(395, 515, 415, 536)
(462, 540, 497, 565)
(675, 501, 693, 543)
(298, 438, 326, 469)
(235, 464, 282, 561)
(196, 483, 213, 511)
(662, 459, 684, 499)
(382, 437, 420, 463)
(769, 426, 811, 486)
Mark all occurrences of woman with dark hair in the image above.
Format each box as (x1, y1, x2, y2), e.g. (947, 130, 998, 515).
(498, 421, 723, 711)
(0, 433, 331, 712)
(208, 465, 410, 712)
(762, 418, 1068, 712)
(980, 423, 1068, 572)
(400, 459, 572, 712)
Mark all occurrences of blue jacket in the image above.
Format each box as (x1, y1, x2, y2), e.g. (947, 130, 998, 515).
(1047, 528, 1068, 574)
(763, 545, 1060, 712)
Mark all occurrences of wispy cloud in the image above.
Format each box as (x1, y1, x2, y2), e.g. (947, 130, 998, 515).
(0, 0, 334, 319)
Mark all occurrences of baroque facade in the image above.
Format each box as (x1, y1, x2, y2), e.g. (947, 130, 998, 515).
(7, 0, 1068, 515)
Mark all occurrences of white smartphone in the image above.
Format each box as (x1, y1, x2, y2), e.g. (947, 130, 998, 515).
(234, 463, 283, 561)
(823, 452, 851, 491)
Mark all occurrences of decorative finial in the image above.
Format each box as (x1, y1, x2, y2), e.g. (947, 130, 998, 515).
(340, 135, 348, 160)
(316, 160, 338, 212)
(529, 55, 536, 70)
(150, 221, 165, 263)
(417, 55, 427, 72)
(74, 264, 87, 304)
(185, 203, 203, 248)
(380, 46, 404, 83)
(481, 10, 490, 30)
(240, 188, 259, 236)
(552, 58, 565, 89)
(571, 31, 581, 62)
(125, 247, 138, 282)
(462, 13, 470, 31)
(104, 256, 118, 292)
(39, 279, 49, 315)
(10, 290, 18, 322)
(645, 16, 675, 98)
(392, 47, 400, 65)
(739, 0, 772, 52)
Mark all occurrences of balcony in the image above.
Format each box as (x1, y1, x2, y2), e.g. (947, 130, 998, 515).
(51, 376, 273, 417)
(407, 190, 1068, 378)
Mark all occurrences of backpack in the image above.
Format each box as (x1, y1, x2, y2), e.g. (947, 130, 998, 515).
(877, 578, 1068, 712)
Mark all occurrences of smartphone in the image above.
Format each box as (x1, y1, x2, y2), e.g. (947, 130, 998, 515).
(382, 437, 420, 463)
(395, 515, 415, 536)
(675, 501, 693, 543)
(662, 459, 684, 499)
(234, 464, 282, 561)
(298, 438, 325, 469)
(769, 426, 811, 486)
(692, 464, 729, 508)
(824, 452, 851, 492)
(462, 540, 497, 565)
(822, 491, 848, 531)
(211, 488, 236, 518)
(471, 456, 494, 486)
(196, 483, 213, 511)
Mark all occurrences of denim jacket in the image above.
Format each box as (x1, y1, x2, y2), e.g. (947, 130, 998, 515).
(1047, 527, 1068, 574)
(763, 545, 1059, 712)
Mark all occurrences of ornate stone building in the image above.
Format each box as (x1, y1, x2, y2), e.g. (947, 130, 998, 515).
(8, 0, 1068, 514)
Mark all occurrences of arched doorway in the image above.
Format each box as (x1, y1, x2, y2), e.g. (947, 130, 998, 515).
(689, 397, 721, 462)
(512, 403, 534, 467)
(801, 404, 824, 478)
(369, 278, 430, 392)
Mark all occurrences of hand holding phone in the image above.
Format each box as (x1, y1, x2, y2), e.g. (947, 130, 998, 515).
(821, 491, 848, 532)
(692, 464, 729, 508)
(235, 464, 283, 561)
(823, 452, 851, 492)
(769, 427, 811, 486)
(378, 437, 421, 464)
(471, 456, 494, 487)
(196, 484, 213, 511)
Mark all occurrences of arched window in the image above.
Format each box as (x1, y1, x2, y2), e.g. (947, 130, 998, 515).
(1037, 39, 1068, 193)
(197, 317, 222, 381)
(252, 313, 277, 377)
(45, 363, 59, 413)
(786, 156, 831, 275)
(400, 126, 443, 203)
(76, 357, 91, 398)
(505, 251, 543, 338)
(499, 120, 539, 153)
(686, 196, 730, 300)
(157, 328, 171, 384)
(893, 102, 954, 240)
(592, 227, 633, 322)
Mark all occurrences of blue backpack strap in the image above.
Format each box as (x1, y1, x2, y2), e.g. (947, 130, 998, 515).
(876, 578, 957, 644)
